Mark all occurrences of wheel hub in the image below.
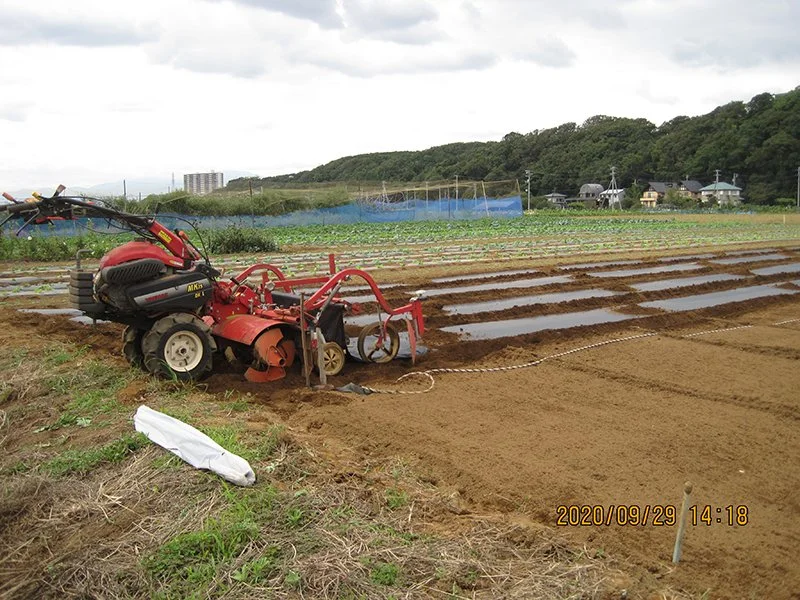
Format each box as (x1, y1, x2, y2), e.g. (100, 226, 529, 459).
(164, 330, 204, 372)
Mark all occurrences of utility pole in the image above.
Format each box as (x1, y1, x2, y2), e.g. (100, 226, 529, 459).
(123, 179, 127, 199)
(714, 169, 721, 184)
(525, 169, 531, 210)
(796, 166, 799, 211)
(455, 175, 459, 201)
(732, 172, 738, 186)
(608, 166, 620, 210)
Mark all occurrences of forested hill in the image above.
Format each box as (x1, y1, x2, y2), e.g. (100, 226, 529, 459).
(234, 87, 800, 203)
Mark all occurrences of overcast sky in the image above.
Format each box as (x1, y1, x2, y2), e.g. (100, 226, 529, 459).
(1, 0, 798, 192)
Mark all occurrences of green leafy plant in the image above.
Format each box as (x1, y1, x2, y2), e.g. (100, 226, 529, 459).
(370, 562, 400, 586)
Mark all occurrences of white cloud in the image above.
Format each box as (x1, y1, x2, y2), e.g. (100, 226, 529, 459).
(0, 0, 798, 191)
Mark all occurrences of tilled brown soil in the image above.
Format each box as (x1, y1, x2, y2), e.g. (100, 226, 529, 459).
(2, 243, 799, 599)
(283, 301, 800, 599)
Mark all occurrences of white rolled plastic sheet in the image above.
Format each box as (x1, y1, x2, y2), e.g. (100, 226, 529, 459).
(134, 405, 256, 486)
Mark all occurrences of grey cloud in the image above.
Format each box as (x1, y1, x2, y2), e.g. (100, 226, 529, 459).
(658, 1, 800, 69)
(502, 0, 630, 30)
(516, 38, 576, 68)
(0, 8, 158, 47)
(207, 0, 342, 28)
(291, 47, 497, 77)
(672, 36, 800, 69)
(343, 0, 438, 32)
(340, 0, 442, 43)
(0, 103, 30, 122)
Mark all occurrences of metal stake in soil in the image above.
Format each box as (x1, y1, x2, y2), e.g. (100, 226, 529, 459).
(672, 481, 693, 564)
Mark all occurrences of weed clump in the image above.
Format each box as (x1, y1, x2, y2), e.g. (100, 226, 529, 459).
(205, 226, 278, 254)
(41, 433, 149, 477)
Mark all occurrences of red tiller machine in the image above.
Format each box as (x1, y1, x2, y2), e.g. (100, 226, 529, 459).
(1, 187, 425, 382)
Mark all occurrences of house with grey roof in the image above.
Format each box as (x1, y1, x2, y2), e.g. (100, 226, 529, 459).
(578, 183, 604, 200)
(641, 180, 706, 207)
(700, 182, 742, 205)
(679, 180, 703, 200)
(641, 182, 677, 207)
(575, 183, 604, 207)
(544, 192, 567, 208)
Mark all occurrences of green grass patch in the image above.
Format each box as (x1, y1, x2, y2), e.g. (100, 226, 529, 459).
(145, 483, 279, 597)
(48, 359, 130, 396)
(369, 561, 400, 586)
(199, 424, 287, 465)
(230, 546, 281, 585)
(44, 345, 90, 368)
(145, 519, 261, 594)
(39, 358, 129, 431)
(385, 488, 409, 510)
(40, 433, 149, 477)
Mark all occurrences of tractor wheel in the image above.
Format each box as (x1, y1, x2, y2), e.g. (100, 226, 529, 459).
(314, 341, 346, 376)
(142, 314, 216, 381)
(357, 322, 400, 363)
(122, 326, 146, 368)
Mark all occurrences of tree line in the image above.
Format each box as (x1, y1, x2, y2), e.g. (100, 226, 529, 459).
(230, 87, 800, 204)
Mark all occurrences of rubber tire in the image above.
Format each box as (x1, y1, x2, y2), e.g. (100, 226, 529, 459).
(314, 341, 346, 376)
(357, 322, 400, 364)
(141, 314, 215, 381)
(70, 272, 94, 282)
(69, 285, 95, 297)
(122, 326, 146, 369)
(69, 293, 96, 306)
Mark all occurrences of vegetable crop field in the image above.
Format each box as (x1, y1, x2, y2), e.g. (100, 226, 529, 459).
(1, 211, 799, 600)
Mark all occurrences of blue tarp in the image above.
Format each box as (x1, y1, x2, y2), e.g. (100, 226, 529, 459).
(3, 196, 523, 236)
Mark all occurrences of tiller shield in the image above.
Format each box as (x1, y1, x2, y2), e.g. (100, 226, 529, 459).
(245, 328, 297, 382)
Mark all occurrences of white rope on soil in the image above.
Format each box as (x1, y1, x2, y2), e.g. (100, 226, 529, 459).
(360, 317, 797, 395)
(360, 332, 658, 395)
(681, 324, 753, 338)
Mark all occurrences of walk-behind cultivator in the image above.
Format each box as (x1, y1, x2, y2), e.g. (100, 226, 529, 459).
(1, 187, 425, 382)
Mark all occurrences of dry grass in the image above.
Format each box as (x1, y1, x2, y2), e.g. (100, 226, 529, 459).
(0, 335, 697, 600)
(0, 431, 621, 600)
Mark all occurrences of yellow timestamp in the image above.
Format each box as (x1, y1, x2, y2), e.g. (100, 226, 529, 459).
(689, 504, 749, 526)
(556, 504, 677, 527)
(555, 504, 750, 527)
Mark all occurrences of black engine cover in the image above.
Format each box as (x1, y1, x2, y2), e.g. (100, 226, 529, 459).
(126, 271, 213, 312)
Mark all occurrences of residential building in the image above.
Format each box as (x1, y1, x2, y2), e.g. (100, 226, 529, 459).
(544, 192, 567, 208)
(578, 183, 604, 200)
(184, 172, 224, 195)
(641, 182, 676, 207)
(679, 180, 703, 201)
(699, 182, 742, 205)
